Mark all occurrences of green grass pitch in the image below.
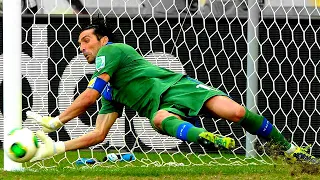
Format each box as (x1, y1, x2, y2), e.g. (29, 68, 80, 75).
(0, 150, 320, 179)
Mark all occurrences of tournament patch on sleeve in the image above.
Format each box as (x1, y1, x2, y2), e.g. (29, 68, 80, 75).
(95, 56, 106, 71)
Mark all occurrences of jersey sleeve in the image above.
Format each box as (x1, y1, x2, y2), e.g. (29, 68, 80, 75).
(99, 97, 124, 116)
(95, 45, 123, 78)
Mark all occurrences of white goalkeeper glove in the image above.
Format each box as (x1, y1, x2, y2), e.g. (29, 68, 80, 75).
(30, 130, 65, 162)
(26, 111, 64, 133)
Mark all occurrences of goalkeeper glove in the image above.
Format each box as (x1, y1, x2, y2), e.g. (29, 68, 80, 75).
(30, 130, 65, 162)
(27, 111, 64, 133)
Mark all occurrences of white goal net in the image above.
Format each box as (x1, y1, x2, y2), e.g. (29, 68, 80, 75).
(1, 0, 320, 168)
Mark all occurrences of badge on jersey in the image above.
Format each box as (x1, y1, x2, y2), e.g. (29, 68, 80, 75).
(95, 56, 105, 71)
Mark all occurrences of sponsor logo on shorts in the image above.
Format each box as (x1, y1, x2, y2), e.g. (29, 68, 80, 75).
(196, 84, 211, 90)
(196, 84, 219, 92)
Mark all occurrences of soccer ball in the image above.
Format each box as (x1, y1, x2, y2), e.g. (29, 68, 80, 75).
(4, 128, 39, 163)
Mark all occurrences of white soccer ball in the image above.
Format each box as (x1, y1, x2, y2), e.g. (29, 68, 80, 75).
(107, 153, 119, 162)
(4, 128, 39, 163)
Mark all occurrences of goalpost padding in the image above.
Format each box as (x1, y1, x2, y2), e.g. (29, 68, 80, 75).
(0, 0, 320, 167)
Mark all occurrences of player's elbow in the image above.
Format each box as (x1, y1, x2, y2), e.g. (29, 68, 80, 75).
(93, 130, 107, 144)
(82, 89, 99, 106)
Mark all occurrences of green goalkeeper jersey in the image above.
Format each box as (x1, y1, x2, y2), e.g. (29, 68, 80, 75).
(90, 43, 183, 119)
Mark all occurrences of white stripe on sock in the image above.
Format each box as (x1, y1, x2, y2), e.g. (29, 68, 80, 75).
(285, 144, 297, 154)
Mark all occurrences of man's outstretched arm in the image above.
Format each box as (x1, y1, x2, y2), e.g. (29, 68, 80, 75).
(58, 88, 100, 124)
(64, 112, 118, 151)
(27, 73, 111, 133)
(30, 112, 118, 162)
(59, 73, 111, 124)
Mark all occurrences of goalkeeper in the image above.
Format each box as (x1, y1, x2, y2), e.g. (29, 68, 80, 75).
(27, 19, 317, 164)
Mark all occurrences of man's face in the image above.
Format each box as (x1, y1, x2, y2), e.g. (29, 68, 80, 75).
(78, 29, 107, 64)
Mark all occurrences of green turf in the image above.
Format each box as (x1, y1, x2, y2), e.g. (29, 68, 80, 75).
(1, 150, 320, 179)
(23, 150, 275, 168)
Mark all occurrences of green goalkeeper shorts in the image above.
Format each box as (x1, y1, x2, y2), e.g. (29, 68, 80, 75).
(150, 76, 228, 128)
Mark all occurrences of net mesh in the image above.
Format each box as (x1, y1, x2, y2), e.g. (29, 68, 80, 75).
(0, 0, 320, 168)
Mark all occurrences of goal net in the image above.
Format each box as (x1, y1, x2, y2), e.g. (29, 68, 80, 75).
(1, 0, 320, 168)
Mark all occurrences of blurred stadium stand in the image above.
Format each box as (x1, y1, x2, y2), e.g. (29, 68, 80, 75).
(0, 0, 317, 17)
(10, 0, 319, 18)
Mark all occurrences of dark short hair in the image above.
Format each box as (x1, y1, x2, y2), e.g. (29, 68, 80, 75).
(80, 18, 114, 42)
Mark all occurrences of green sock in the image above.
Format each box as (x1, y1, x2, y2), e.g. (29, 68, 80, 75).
(161, 116, 206, 143)
(239, 108, 291, 150)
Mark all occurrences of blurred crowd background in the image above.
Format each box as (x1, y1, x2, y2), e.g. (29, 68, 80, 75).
(0, 0, 319, 17)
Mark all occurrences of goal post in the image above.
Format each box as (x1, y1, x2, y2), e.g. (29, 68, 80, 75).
(3, 0, 23, 171)
(245, 0, 260, 158)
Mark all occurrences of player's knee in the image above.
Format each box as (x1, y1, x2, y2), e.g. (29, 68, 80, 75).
(94, 130, 107, 144)
(153, 110, 170, 128)
(152, 110, 181, 129)
(232, 105, 246, 122)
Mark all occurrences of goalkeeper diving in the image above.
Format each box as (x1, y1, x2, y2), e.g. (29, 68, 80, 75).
(27, 18, 318, 164)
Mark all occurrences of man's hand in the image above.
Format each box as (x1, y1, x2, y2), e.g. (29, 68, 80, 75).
(30, 131, 65, 162)
(26, 111, 64, 133)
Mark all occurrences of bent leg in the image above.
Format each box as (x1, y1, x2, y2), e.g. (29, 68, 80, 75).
(152, 110, 206, 143)
(204, 96, 245, 122)
(151, 109, 235, 149)
(205, 96, 292, 151)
